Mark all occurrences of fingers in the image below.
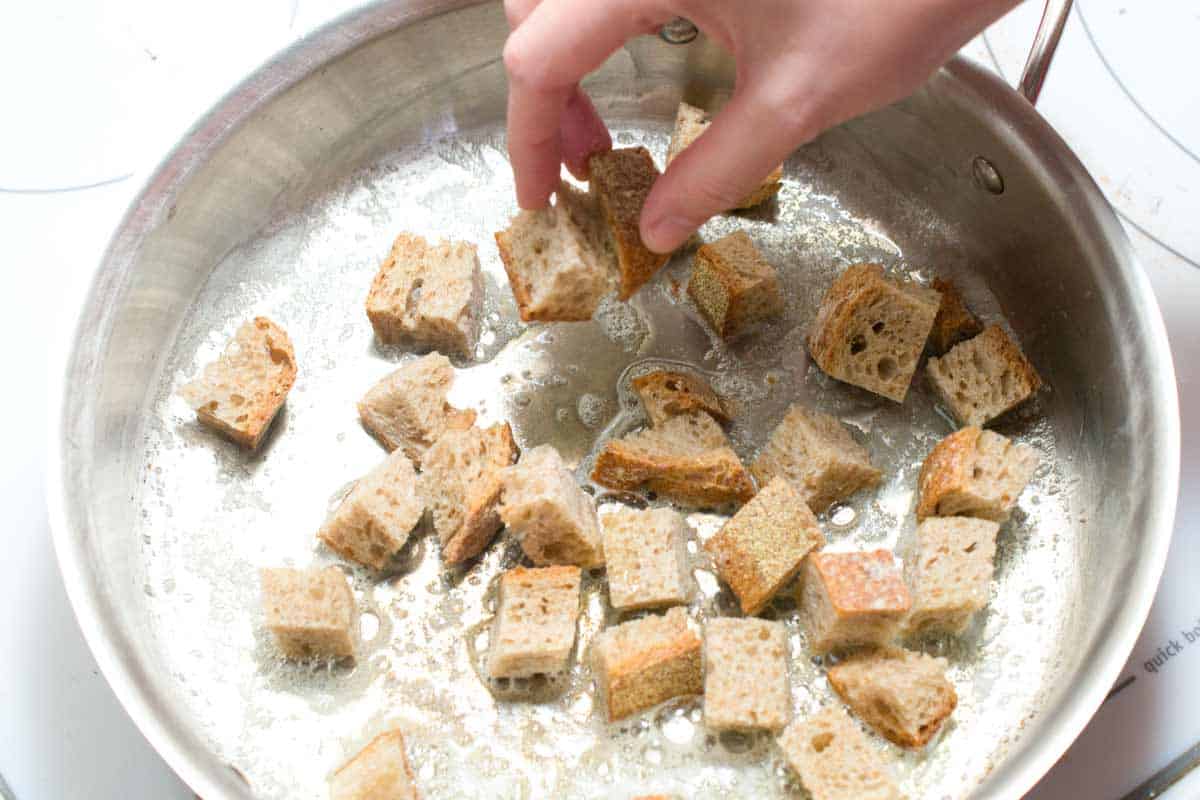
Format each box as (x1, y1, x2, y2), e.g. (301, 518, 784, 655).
(640, 87, 817, 252)
(504, 0, 670, 208)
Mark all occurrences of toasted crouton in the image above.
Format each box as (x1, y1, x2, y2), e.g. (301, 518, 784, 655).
(420, 423, 519, 564)
(594, 607, 702, 720)
(750, 405, 882, 514)
(588, 147, 670, 300)
(591, 412, 754, 508)
(777, 707, 902, 800)
(330, 729, 420, 800)
(688, 231, 784, 338)
(827, 647, 957, 748)
(703, 618, 790, 732)
(667, 102, 783, 209)
(808, 264, 941, 402)
(926, 325, 1042, 426)
(318, 449, 424, 571)
(357, 353, 476, 464)
(705, 477, 824, 615)
(499, 445, 604, 569)
(261, 567, 355, 660)
(602, 507, 693, 611)
(179, 317, 297, 450)
(488, 566, 582, 678)
(799, 551, 911, 652)
(495, 183, 613, 323)
(905, 517, 999, 636)
(365, 233, 483, 356)
(917, 427, 1038, 522)
(631, 369, 730, 427)
(928, 278, 983, 355)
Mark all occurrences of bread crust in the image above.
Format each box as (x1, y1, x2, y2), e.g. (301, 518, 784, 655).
(630, 370, 731, 427)
(592, 440, 754, 507)
(928, 277, 983, 355)
(183, 316, 297, 450)
(916, 426, 981, 520)
(588, 147, 669, 300)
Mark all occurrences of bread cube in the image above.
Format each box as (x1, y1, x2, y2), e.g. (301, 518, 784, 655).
(703, 618, 790, 732)
(667, 102, 782, 209)
(688, 231, 784, 338)
(928, 277, 983, 355)
(750, 405, 882, 514)
(631, 369, 730, 428)
(591, 412, 754, 508)
(927, 325, 1042, 427)
(261, 567, 355, 660)
(499, 445, 604, 569)
(588, 147, 670, 300)
(594, 607, 702, 720)
(777, 707, 902, 800)
(179, 316, 297, 449)
(799, 551, 910, 652)
(357, 353, 476, 464)
(705, 477, 825, 615)
(488, 566, 582, 678)
(329, 729, 419, 800)
(905, 517, 999, 636)
(602, 507, 693, 611)
(318, 449, 424, 571)
(827, 647, 957, 748)
(495, 183, 612, 322)
(917, 426, 1038, 522)
(808, 263, 941, 402)
(420, 423, 519, 564)
(365, 233, 483, 357)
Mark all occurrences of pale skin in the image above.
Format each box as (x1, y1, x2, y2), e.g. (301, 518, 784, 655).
(503, 0, 1022, 253)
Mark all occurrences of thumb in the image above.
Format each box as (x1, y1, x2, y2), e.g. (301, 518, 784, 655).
(640, 89, 814, 252)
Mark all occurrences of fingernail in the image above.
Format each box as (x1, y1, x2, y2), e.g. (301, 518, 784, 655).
(642, 215, 693, 254)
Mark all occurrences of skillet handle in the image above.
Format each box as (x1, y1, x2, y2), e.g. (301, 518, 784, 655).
(1018, 0, 1073, 104)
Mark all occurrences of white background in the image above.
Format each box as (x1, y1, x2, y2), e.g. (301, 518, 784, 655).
(1, 1, 1197, 797)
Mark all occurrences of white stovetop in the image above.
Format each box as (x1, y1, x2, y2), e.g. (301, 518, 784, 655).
(1, 2, 1197, 798)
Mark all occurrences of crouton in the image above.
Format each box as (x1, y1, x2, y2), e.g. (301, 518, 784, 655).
(905, 517, 1000, 636)
(488, 566, 582, 678)
(827, 647, 957, 748)
(261, 567, 355, 660)
(365, 233, 483, 357)
(318, 449, 424, 571)
(602, 507, 693, 611)
(419, 423, 519, 564)
(705, 477, 825, 615)
(357, 353, 476, 464)
(799, 551, 910, 652)
(594, 607, 702, 720)
(808, 263, 941, 402)
(750, 405, 882, 514)
(688, 231, 785, 338)
(591, 412, 755, 508)
(588, 147, 670, 300)
(631, 369, 730, 427)
(703, 618, 790, 732)
(499, 445, 604, 569)
(667, 102, 783, 209)
(926, 325, 1042, 426)
(495, 183, 613, 322)
(917, 426, 1038, 522)
(329, 729, 420, 800)
(777, 707, 902, 800)
(179, 316, 296, 450)
(928, 277, 983, 355)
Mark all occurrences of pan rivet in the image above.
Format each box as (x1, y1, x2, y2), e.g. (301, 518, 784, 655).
(660, 17, 698, 44)
(972, 156, 1005, 194)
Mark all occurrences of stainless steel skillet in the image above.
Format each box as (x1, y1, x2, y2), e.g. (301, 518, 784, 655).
(48, 1, 1179, 797)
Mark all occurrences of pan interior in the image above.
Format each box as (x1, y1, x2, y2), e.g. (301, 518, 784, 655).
(61, 3, 1159, 799)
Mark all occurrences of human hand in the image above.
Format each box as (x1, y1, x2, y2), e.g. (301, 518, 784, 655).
(503, 0, 1020, 253)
